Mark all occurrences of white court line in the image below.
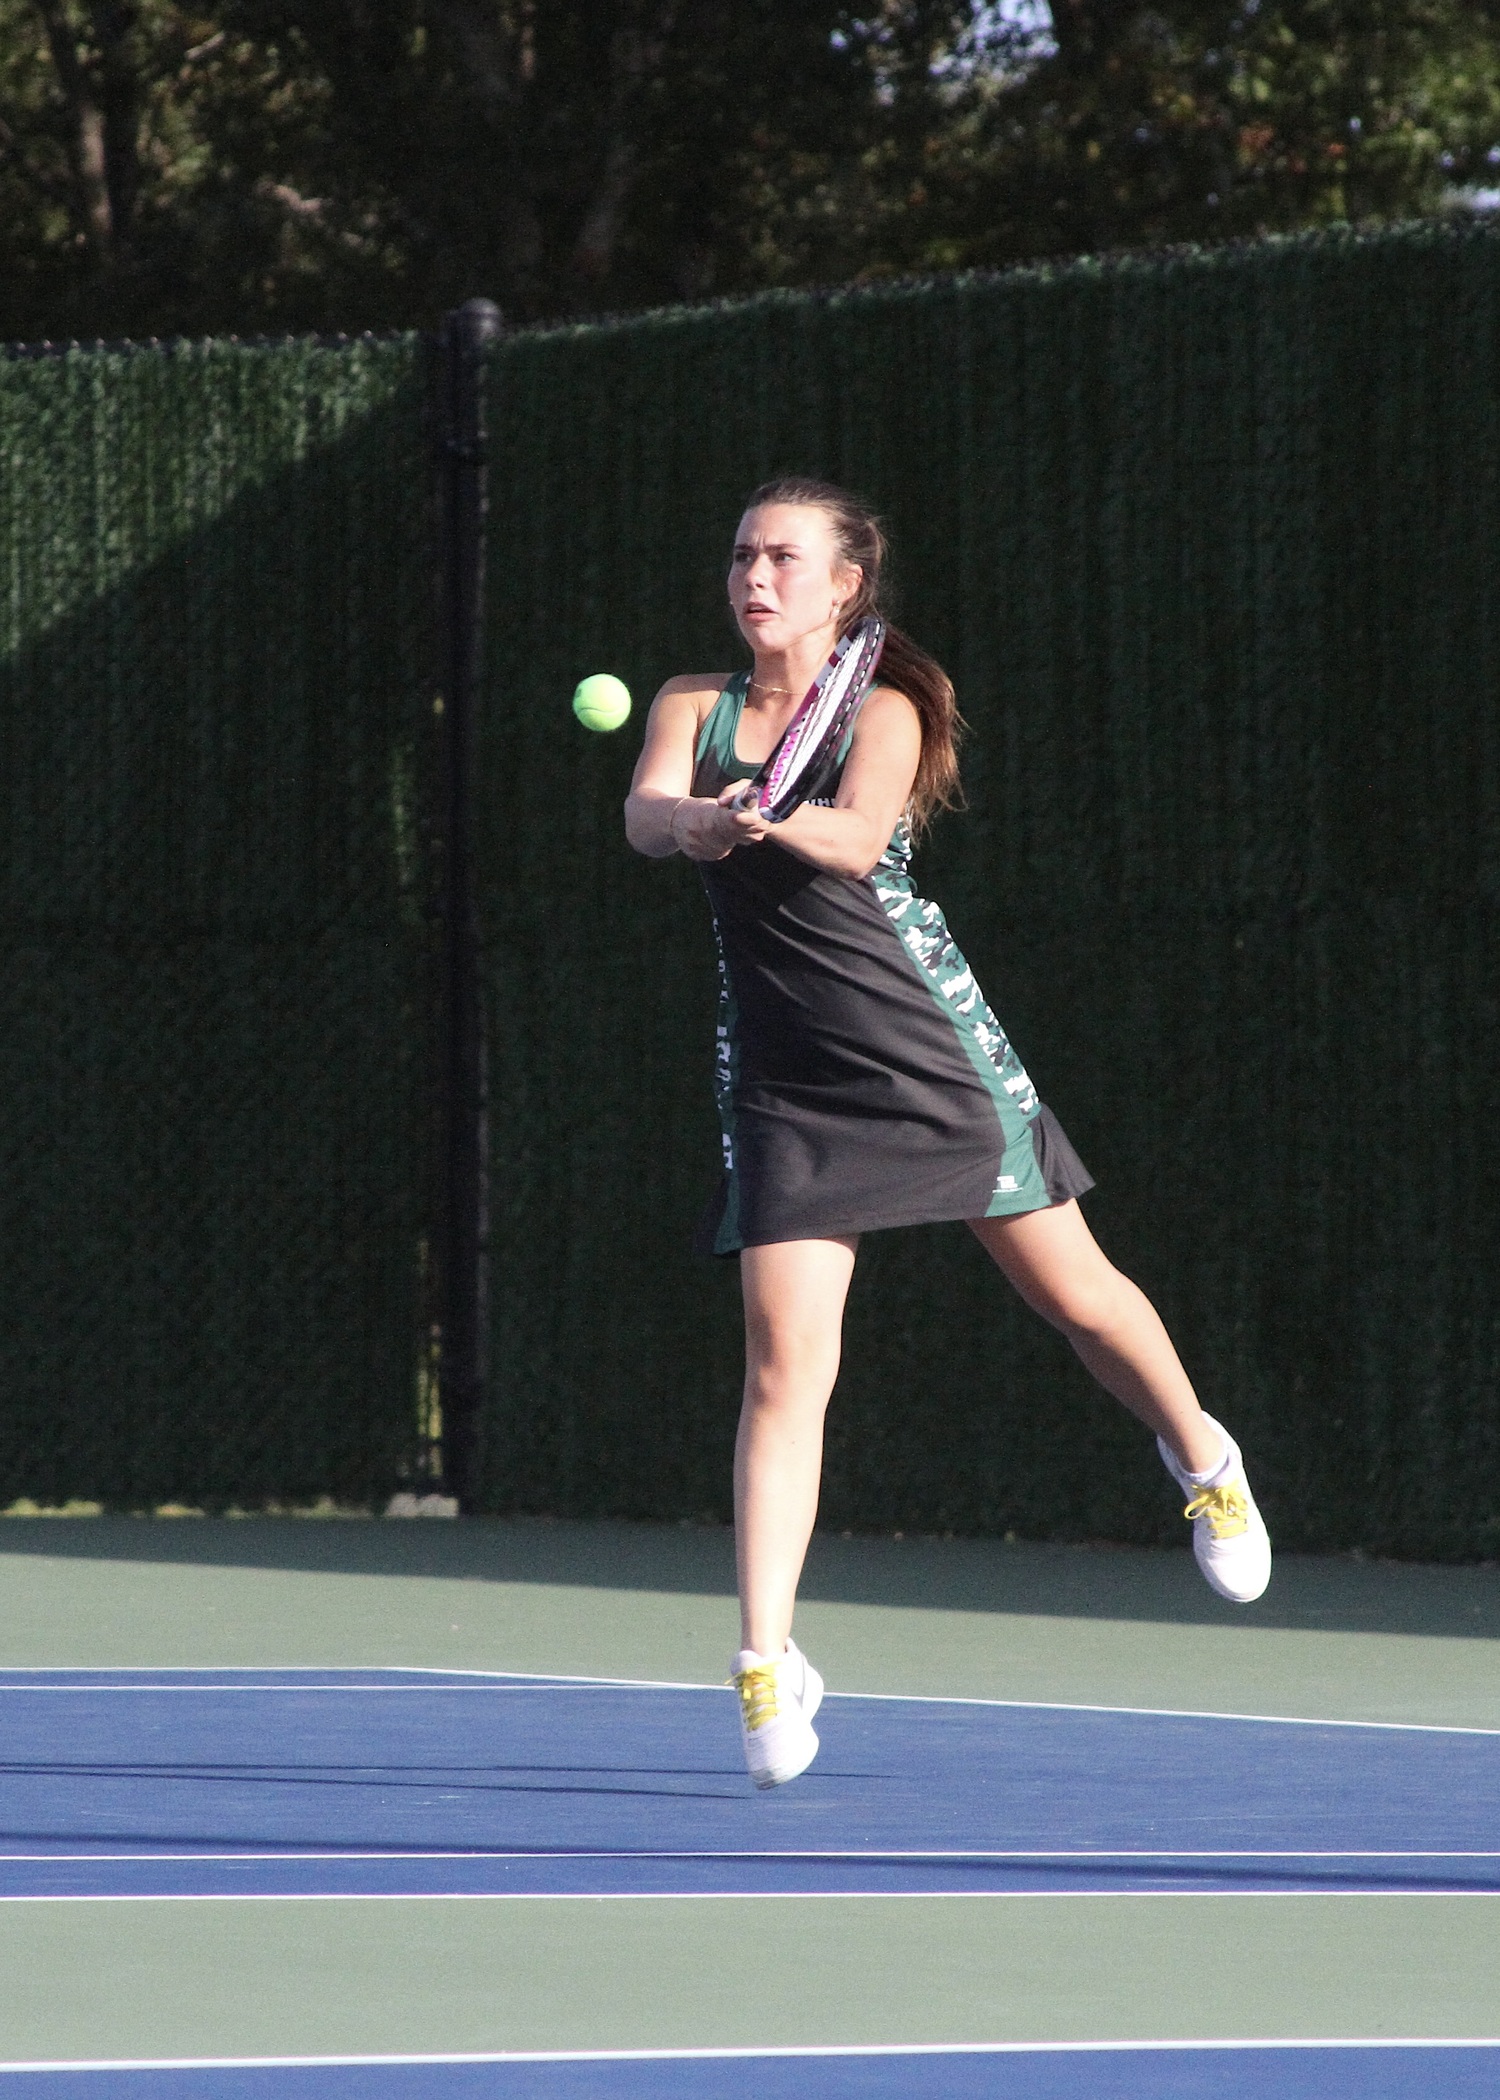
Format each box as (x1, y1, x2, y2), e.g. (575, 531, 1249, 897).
(3, 1889, 1500, 1905)
(0, 1666, 1496, 1736)
(0, 1683, 613, 1695)
(0, 2038, 1497, 2071)
(826, 1689, 1500, 1739)
(0, 1669, 647, 1682)
(2, 1848, 1498, 1864)
(0, 1667, 533, 1676)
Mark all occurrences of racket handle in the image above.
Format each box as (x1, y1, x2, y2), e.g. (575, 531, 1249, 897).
(730, 782, 760, 813)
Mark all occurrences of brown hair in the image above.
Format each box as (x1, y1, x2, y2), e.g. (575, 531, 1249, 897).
(743, 476, 964, 830)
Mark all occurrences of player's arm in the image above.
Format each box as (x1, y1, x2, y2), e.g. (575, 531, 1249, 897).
(749, 687, 921, 880)
(625, 677, 770, 861)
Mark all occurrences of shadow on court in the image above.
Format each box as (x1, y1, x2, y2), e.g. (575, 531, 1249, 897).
(0, 1516, 1494, 1640)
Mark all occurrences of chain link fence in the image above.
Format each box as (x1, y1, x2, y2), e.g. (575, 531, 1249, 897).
(3, 224, 1497, 1553)
(0, 338, 433, 1508)
(479, 224, 1500, 1559)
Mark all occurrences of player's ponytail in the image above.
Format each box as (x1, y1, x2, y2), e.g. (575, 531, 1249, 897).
(744, 477, 964, 833)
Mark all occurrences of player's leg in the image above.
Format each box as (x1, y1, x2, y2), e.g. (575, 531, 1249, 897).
(731, 1232, 857, 1786)
(736, 1233, 857, 1655)
(969, 1201, 1271, 1601)
(970, 1200, 1214, 1466)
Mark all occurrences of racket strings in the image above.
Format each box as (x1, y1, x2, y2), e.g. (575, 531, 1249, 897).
(753, 619, 886, 821)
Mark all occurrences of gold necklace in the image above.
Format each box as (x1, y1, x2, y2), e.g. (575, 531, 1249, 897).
(749, 676, 794, 699)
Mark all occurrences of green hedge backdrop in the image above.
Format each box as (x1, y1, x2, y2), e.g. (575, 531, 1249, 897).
(1, 222, 1496, 1554)
(482, 222, 1500, 1559)
(0, 337, 432, 1507)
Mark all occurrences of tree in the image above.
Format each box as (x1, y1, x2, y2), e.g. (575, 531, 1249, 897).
(902, 0, 1500, 271)
(0, 0, 1497, 342)
(0, 2, 337, 337)
(0, 0, 977, 336)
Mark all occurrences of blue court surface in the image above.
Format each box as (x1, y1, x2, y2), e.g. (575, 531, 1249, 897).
(0, 1668, 1495, 1899)
(2, 2044, 1500, 2099)
(1, 1667, 1496, 2094)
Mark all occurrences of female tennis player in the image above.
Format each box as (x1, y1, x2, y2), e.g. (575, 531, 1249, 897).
(625, 478, 1271, 1789)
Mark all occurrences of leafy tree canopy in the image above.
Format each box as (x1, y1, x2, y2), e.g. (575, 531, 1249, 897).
(1, 0, 1497, 341)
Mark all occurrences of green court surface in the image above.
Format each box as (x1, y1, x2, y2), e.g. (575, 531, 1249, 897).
(0, 1515, 1496, 2067)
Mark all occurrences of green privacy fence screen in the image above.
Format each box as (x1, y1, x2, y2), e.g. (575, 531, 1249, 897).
(2, 221, 1496, 1552)
(482, 220, 1500, 1560)
(0, 336, 433, 1507)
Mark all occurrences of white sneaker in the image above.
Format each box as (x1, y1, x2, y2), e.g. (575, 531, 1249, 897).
(730, 1638, 823, 1789)
(1158, 1415, 1272, 1604)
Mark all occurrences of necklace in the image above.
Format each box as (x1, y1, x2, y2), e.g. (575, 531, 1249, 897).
(749, 675, 795, 699)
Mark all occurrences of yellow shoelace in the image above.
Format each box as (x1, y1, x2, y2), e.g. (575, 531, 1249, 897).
(732, 1664, 780, 1733)
(1184, 1479, 1250, 1540)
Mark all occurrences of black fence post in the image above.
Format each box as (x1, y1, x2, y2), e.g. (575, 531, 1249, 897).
(436, 297, 502, 1510)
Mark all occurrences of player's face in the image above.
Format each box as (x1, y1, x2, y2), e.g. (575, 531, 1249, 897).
(729, 505, 857, 655)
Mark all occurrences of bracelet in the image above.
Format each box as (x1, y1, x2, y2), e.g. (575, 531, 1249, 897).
(667, 796, 690, 847)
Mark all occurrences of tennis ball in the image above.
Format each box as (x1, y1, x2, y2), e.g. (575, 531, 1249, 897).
(572, 672, 632, 733)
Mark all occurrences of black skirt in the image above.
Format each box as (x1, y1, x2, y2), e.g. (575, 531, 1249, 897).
(691, 675, 1093, 1255)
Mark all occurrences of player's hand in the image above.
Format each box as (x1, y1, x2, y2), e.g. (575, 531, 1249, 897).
(669, 789, 766, 860)
(716, 783, 771, 842)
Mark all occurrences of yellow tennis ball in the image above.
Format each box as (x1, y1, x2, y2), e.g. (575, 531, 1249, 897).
(572, 672, 632, 733)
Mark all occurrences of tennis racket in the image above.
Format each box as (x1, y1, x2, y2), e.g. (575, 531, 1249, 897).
(732, 616, 887, 823)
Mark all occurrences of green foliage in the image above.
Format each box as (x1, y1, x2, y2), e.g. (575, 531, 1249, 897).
(0, 0, 976, 335)
(1, 2, 1497, 340)
(901, 0, 1500, 270)
(0, 3, 286, 337)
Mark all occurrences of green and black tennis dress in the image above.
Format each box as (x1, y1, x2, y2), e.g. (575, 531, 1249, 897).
(693, 673, 1093, 1256)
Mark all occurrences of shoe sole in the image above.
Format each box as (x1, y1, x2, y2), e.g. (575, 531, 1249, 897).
(751, 1726, 820, 1789)
(1196, 1534, 1273, 1604)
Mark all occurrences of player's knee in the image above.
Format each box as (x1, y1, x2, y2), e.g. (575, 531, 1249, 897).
(743, 1332, 841, 1412)
(1043, 1271, 1127, 1345)
(744, 1306, 839, 1374)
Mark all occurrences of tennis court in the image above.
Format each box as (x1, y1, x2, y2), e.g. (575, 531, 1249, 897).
(0, 1516, 1494, 2093)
